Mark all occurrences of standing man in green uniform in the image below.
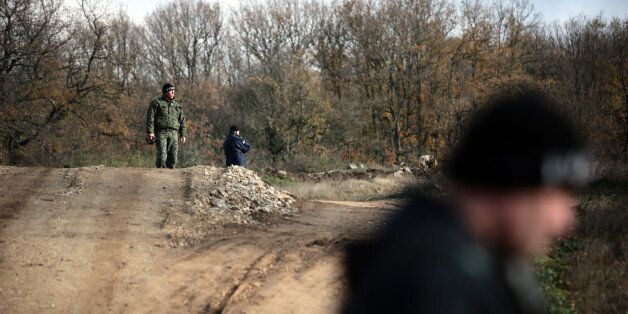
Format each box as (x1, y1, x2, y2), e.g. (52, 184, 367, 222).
(146, 83, 187, 169)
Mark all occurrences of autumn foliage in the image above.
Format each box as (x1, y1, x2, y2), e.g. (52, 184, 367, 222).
(0, 0, 626, 170)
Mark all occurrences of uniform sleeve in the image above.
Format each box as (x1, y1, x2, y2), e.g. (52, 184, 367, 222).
(146, 100, 156, 134)
(178, 105, 187, 138)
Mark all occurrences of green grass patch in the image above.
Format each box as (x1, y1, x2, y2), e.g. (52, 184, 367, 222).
(536, 239, 581, 314)
(263, 175, 295, 187)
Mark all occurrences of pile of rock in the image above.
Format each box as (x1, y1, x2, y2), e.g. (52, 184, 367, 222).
(185, 166, 295, 215)
(162, 166, 296, 247)
(418, 155, 437, 169)
(393, 155, 438, 176)
(348, 163, 367, 170)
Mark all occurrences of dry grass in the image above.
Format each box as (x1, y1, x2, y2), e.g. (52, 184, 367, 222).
(282, 174, 418, 201)
(279, 169, 626, 313)
(538, 175, 628, 313)
(565, 185, 628, 314)
(283, 171, 627, 313)
(565, 237, 627, 313)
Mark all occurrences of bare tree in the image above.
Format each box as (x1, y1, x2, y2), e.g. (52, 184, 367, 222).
(144, 0, 223, 85)
(607, 19, 628, 159)
(232, 0, 316, 78)
(64, 0, 111, 105)
(342, 0, 455, 162)
(0, 0, 69, 163)
(311, 1, 350, 99)
(0, 0, 64, 73)
(105, 10, 147, 92)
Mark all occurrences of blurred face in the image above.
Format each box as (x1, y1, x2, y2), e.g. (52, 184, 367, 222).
(165, 89, 175, 100)
(494, 187, 576, 256)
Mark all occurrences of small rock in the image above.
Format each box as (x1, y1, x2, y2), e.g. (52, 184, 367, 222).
(349, 163, 358, 170)
(419, 155, 436, 168)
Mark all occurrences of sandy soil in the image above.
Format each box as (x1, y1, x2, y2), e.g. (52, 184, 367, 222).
(0, 166, 399, 313)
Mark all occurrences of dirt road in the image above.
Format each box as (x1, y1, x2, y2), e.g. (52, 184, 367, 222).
(0, 166, 399, 313)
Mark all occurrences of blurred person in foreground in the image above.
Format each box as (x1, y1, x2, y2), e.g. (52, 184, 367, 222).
(145, 83, 187, 168)
(342, 86, 590, 314)
(223, 125, 251, 167)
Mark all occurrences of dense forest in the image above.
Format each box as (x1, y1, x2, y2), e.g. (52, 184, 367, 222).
(0, 0, 626, 170)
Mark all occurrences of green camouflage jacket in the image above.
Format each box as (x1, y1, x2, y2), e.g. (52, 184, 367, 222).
(146, 97, 187, 137)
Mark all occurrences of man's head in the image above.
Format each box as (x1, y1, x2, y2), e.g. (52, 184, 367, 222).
(162, 83, 175, 100)
(229, 125, 240, 136)
(447, 86, 589, 257)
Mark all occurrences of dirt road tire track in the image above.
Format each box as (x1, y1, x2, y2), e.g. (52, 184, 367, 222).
(0, 166, 395, 313)
(0, 167, 54, 230)
(77, 168, 180, 312)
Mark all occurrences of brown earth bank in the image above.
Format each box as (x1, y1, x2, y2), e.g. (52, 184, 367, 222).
(0, 166, 401, 313)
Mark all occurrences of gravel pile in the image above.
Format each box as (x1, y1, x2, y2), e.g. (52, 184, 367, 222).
(162, 166, 296, 247)
(186, 166, 295, 214)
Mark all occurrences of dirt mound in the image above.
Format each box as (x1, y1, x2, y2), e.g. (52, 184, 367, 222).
(162, 166, 296, 246)
(186, 166, 295, 214)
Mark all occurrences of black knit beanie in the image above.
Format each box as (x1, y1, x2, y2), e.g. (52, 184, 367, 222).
(162, 83, 175, 94)
(447, 87, 590, 190)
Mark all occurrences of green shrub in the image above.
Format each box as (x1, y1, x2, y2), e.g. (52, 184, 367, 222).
(536, 240, 579, 314)
(263, 175, 295, 187)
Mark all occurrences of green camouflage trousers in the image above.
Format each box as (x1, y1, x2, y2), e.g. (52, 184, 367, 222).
(156, 129, 179, 168)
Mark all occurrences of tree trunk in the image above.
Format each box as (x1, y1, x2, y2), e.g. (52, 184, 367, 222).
(393, 119, 402, 164)
(623, 91, 628, 161)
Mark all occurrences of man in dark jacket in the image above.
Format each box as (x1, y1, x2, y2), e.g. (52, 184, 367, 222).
(223, 125, 251, 167)
(343, 86, 590, 314)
